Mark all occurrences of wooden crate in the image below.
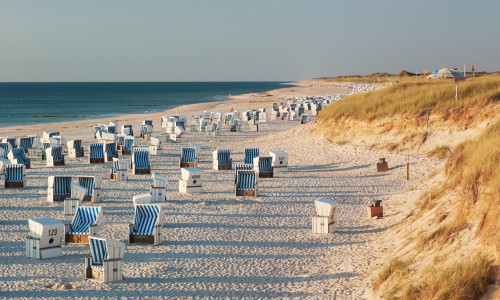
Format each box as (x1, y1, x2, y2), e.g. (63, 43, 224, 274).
(65, 233, 89, 244)
(311, 216, 337, 234)
(129, 234, 155, 244)
(377, 162, 389, 172)
(26, 237, 62, 259)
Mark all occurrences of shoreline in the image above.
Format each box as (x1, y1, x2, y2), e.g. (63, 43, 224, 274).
(0, 80, 349, 137)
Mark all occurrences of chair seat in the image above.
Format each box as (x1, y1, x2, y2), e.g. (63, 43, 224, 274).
(91, 265, 104, 271)
(131, 231, 153, 236)
(67, 231, 89, 235)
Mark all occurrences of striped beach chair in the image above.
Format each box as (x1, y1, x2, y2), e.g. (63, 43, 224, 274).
(151, 173, 168, 202)
(104, 142, 117, 162)
(142, 120, 153, 127)
(78, 176, 101, 203)
(3, 137, 16, 149)
(89, 143, 105, 164)
(0, 143, 11, 158)
(46, 146, 64, 166)
(65, 206, 103, 244)
(8, 148, 31, 169)
(140, 124, 152, 140)
(235, 170, 258, 197)
(213, 149, 232, 170)
(253, 156, 273, 178)
(3, 164, 25, 188)
(67, 140, 84, 158)
(132, 147, 151, 174)
(121, 137, 135, 155)
(47, 176, 72, 201)
(301, 114, 310, 124)
(244, 148, 259, 166)
(129, 204, 164, 245)
(85, 237, 125, 283)
(180, 147, 197, 168)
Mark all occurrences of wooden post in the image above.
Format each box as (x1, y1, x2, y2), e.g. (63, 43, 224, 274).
(406, 163, 410, 180)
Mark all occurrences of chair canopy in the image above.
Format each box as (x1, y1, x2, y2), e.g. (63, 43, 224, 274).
(105, 142, 117, 157)
(237, 170, 256, 190)
(132, 204, 163, 235)
(69, 206, 102, 234)
(217, 150, 231, 164)
(0, 143, 10, 158)
(78, 176, 96, 196)
(245, 148, 259, 165)
(10, 148, 28, 164)
(181, 147, 196, 163)
(90, 143, 104, 159)
(257, 157, 273, 172)
(47, 146, 63, 161)
(49, 176, 72, 196)
(19, 137, 34, 149)
(123, 137, 135, 151)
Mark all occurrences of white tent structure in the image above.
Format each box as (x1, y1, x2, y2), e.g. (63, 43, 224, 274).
(428, 68, 465, 79)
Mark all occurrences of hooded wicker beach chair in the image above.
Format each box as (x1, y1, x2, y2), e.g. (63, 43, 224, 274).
(110, 158, 129, 181)
(253, 156, 273, 178)
(132, 147, 151, 174)
(3, 164, 25, 188)
(235, 170, 258, 197)
(213, 149, 232, 170)
(77, 176, 101, 203)
(67, 140, 84, 158)
(104, 142, 118, 162)
(85, 237, 125, 283)
(89, 143, 105, 164)
(244, 148, 259, 166)
(179, 147, 197, 168)
(129, 204, 164, 245)
(65, 206, 103, 244)
(47, 176, 72, 202)
(8, 148, 31, 169)
(46, 146, 64, 166)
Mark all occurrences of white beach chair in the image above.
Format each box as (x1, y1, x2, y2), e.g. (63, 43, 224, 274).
(133, 193, 152, 206)
(179, 167, 203, 193)
(253, 156, 273, 178)
(45, 146, 64, 166)
(89, 143, 105, 164)
(2, 164, 26, 188)
(312, 198, 338, 234)
(270, 151, 289, 173)
(26, 217, 64, 259)
(110, 158, 129, 181)
(8, 148, 31, 169)
(179, 147, 197, 168)
(64, 183, 88, 216)
(132, 147, 151, 174)
(67, 140, 84, 158)
(86, 237, 125, 283)
(103, 142, 118, 162)
(149, 137, 163, 155)
(151, 173, 168, 202)
(77, 176, 102, 203)
(47, 176, 72, 202)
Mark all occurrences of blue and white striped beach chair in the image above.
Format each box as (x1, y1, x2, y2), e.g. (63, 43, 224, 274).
(110, 158, 129, 181)
(143, 120, 153, 127)
(46, 146, 64, 166)
(85, 237, 125, 283)
(3, 164, 25, 188)
(40, 142, 51, 160)
(67, 139, 84, 158)
(89, 143, 105, 164)
(301, 114, 310, 124)
(104, 142, 117, 162)
(132, 147, 151, 174)
(121, 124, 133, 136)
(213, 149, 232, 170)
(254, 156, 273, 178)
(3, 137, 16, 149)
(47, 176, 72, 201)
(78, 176, 101, 203)
(180, 147, 197, 168)
(0, 143, 11, 158)
(140, 124, 152, 140)
(121, 137, 135, 155)
(129, 204, 164, 245)
(8, 148, 31, 169)
(65, 206, 103, 244)
(244, 148, 259, 166)
(235, 170, 258, 197)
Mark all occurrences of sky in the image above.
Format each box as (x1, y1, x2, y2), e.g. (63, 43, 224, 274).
(0, 0, 499, 82)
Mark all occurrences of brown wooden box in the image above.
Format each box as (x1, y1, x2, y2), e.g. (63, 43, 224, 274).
(65, 233, 89, 244)
(258, 172, 273, 178)
(367, 206, 384, 218)
(129, 234, 155, 244)
(236, 190, 256, 197)
(90, 158, 105, 164)
(134, 168, 151, 175)
(377, 162, 388, 172)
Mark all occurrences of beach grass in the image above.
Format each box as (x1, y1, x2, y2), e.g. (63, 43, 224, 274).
(318, 74, 500, 122)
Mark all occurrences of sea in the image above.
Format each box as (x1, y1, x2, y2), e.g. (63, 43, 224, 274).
(0, 82, 287, 128)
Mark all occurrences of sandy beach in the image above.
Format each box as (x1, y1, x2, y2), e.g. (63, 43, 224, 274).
(0, 80, 441, 299)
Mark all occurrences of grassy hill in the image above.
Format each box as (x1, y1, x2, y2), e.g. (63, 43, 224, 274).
(313, 74, 500, 299)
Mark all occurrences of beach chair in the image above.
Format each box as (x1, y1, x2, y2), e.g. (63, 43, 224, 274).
(132, 147, 151, 174)
(140, 124, 152, 140)
(2, 164, 25, 188)
(65, 206, 103, 244)
(0, 142, 11, 158)
(213, 149, 232, 170)
(46, 146, 65, 166)
(151, 173, 168, 202)
(129, 204, 164, 245)
(179, 147, 197, 168)
(104, 142, 118, 162)
(149, 137, 163, 155)
(40, 142, 51, 160)
(3, 137, 16, 149)
(64, 183, 88, 216)
(67, 140, 84, 158)
(8, 148, 31, 169)
(230, 119, 242, 132)
(301, 114, 310, 124)
(235, 170, 258, 197)
(253, 156, 273, 178)
(258, 112, 267, 122)
(110, 158, 129, 181)
(89, 143, 105, 164)
(142, 120, 153, 127)
(78, 176, 102, 203)
(97, 131, 116, 144)
(26, 217, 65, 259)
(270, 151, 289, 173)
(198, 118, 211, 132)
(188, 120, 197, 132)
(121, 124, 133, 136)
(121, 136, 136, 155)
(281, 112, 289, 121)
(179, 167, 203, 193)
(47, 176, 72, 202)
(298, 107, 305, 116)
(312, 198, 338, 234)
(244, 148, 259, 166)
(189, 143, 200, 161)
(86, 237, 125, 283)
(0, 157, 9, 183)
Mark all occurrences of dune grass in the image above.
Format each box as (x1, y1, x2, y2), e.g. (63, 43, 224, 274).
(318, 74, 500, 122)
(427, 145, 451, 159)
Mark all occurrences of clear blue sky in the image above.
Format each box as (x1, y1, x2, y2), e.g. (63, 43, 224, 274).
(1, 0, 498, 81)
